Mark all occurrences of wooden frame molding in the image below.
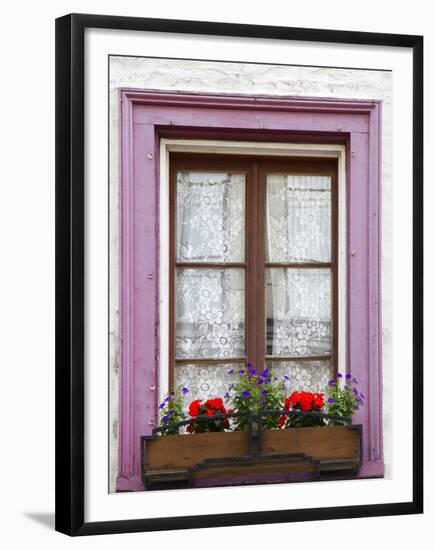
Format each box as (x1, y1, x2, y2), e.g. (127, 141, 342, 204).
(118, 88, 382, 491)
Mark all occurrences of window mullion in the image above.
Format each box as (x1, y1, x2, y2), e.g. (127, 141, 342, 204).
(245, 162, 254, 369)
(255, 163, 266, 373)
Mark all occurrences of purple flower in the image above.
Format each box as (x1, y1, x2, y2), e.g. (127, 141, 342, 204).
(345, 373, 352, 380)
(261, 401, 267, 408)
(159, 402, 165, 409)
(328, 397, 335, 403)
(249, 368, 257, 376)
(182, 386, 189, 394)
(168, 409, 174, 415)
(262, 368, 269, 375)
(354, 405, 360, 411)
(261, 389, 268, 396)
(337, 373, 343, 379)
(242, 390, 250, 398)
(328, 380, 336, 386)
(228, 368, 234, 375)
(162, 415, 169, 423)
(238, 369, 245, 374)
(257, 378, 264, 385)
(284, 375, 290, 381)
(353, 388, 358, 395)
(246, 362, 253, 369)
(361, 392, 365, 399)
(164, 395, 172, 402)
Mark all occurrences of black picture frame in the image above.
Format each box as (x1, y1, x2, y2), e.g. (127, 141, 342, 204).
(55, 13, 423, 536)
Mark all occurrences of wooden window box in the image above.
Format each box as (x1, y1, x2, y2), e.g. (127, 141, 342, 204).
(141, 424, 362, 490)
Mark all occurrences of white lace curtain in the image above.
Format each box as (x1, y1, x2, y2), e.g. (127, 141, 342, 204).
(175, 172, 246, 361)
(174, 171, 334, 400)
(176, 171, 245, 263)
(265, 175, 333, 390)
(265, 174, 332, 354)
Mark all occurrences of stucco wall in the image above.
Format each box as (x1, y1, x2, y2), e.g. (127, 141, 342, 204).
(109, 56, 393, 492)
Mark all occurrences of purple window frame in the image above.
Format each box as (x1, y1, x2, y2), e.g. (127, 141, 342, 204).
(117, 89, 382, 492)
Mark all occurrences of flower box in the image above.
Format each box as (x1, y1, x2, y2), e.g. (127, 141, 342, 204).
(141, 424, 362, 490)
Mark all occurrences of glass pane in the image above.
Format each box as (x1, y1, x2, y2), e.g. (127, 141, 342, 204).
(176, 268, 245, 359)
(176, 171, 245, 262)
(175, 363, 238, 402)
(266, 174, 331, 263)
(267, 360, 333, 394)
(266, 268, 332, 356)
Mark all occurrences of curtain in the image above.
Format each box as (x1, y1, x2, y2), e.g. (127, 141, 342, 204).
(174, 171, 245, 399)
(266, 175, 333, 390)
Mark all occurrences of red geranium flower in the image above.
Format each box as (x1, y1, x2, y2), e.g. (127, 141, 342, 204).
(188, 399, 202, 417)
(283, 390, 326, 427)
(300, 396, 312, 411)
(187, 396, 230, 433)
(313, 393, 325, 408)
(285, 390, 325, 412)
(206, 397, 224, 410)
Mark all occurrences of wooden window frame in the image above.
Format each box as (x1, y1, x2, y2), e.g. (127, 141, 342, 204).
(118, 89, 382, 491)
(169, 153, 339, 387)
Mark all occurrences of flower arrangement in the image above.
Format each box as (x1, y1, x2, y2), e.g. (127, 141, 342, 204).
(225, 363, 286, 430)
(158, 386, 189, 435)
(186, 397, 231, 433)
(326, 373, 365, 425)
(156, 368, 366, 435)
(280, 390, 326, 428)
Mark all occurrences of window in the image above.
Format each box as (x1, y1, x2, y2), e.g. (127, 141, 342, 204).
(117, 89, 382, 490)
(170, 154, 338, 401)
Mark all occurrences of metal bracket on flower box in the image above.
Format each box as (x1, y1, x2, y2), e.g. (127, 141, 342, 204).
(141, 410, 362, 490)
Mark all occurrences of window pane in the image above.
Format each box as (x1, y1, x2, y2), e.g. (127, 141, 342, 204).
(176, 171, 245, 262)
(267, 360, 333, 393)
(266, 268, 332, 356)
(266, 174, 331, 263)
(176, 268, 245, 359)
(175, 363, 238, 402)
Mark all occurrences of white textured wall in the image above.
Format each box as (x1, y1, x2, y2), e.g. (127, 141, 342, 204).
(109, 57, 393, 491)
